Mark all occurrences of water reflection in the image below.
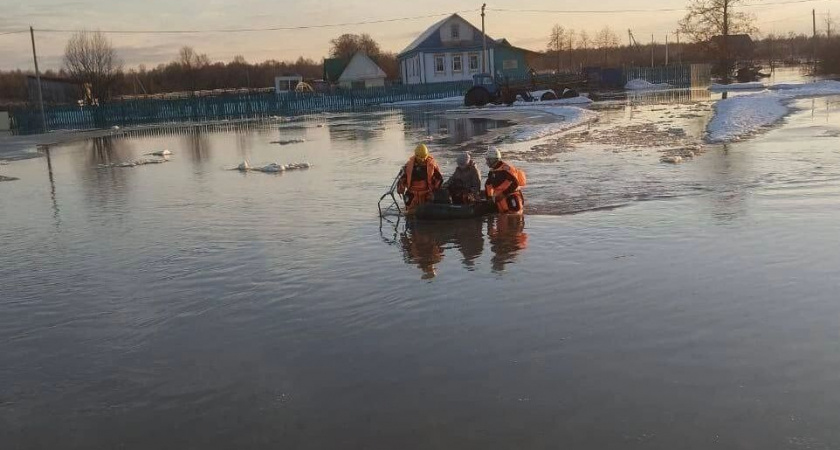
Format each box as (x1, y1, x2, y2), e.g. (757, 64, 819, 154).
(488, 215, 529, 273)
(625, 88, 712, 107)
(401, 107, 511, 146)
(43, 147, 61, 227)
(83, 136, 132, 209)
(186, 129, 211, 163)
(327, 114, 389, 141)
(394, 215, 528, 279)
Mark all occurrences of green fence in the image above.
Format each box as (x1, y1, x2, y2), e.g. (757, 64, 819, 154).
(10, 80, 473, 135)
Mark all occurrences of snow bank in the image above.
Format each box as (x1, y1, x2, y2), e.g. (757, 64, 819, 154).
(708, 82, 765, 92)
(707, 93, 788, 143)
(625, 79, 671, 90)
(509, 106, 599, 142)
(768, 80, 840, 96)
(535, 96, 593, 105)
(446, 104, 599, 142)
(707, 80, 840, 143)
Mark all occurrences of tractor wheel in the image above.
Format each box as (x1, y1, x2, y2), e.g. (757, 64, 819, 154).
(464, 87, 491, 107)
(540, 91, 558, 101)
(501, 87, 518, 106)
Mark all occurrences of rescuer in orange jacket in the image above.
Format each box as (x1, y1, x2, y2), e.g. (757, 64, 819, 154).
(397, 143, 443, 211)
(484, 146, 526, 215)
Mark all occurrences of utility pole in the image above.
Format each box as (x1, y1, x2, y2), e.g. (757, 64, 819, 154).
(723, 0, 730, 82)
(676, 31, 681, 65)
(665, 34, 669, 66)
(813, 8, 817, 74)
(651, 34, 655, 68)
(481, 4, 488, 74)
(568, 33, 573, 71)
(29, 26, 47, 134)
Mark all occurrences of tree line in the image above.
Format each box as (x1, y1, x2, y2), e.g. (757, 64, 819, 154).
(1, 0, 837, 107)
(0, 31, 400, 106)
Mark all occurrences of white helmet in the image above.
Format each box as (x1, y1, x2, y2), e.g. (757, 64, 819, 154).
(485, 146, 502, 165)
(456, 152, 471, 168)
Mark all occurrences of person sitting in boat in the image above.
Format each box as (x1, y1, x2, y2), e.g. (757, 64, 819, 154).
(485, 146, 526, 215)
(444, 152, 482, 205)
(397, 143, 443, 211)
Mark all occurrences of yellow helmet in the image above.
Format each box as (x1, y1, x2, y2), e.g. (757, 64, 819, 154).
(414, 143, 430, 161)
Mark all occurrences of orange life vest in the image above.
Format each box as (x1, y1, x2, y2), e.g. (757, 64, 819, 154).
(398, 156, 442, 211)
(486, 162, 526, 214)
(404, 156, 440, 193)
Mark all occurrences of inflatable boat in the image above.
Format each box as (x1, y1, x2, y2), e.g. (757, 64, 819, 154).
(411, 202, 494, 220)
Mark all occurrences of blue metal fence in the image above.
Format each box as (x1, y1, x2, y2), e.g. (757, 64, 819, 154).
(10, 80, 473, 135)
(624, 64, 712, 88)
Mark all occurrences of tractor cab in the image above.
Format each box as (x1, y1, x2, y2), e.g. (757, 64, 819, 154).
(473, 73, 496, 91)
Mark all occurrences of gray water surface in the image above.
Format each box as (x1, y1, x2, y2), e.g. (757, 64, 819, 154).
(2, 97, 840, 449)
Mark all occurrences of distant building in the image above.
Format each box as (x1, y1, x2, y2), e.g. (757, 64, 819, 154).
(323, 53, 387, 89)
(26, 75, 82, 105)
(397, 13, 536, 85)
(0, 111, 10, 133)
(709, 34, 755, 59)
(275, 75, 303, 93)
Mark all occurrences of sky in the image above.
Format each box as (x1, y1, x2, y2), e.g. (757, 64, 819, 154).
(0, 0, 836, 71)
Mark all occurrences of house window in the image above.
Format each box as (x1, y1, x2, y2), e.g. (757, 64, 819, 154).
(451, 24, 460, 39)
(503, 59, 518, 70)
(452, 55, 463, 73)
(469, 53, 480, 72)
(434, 55, 445, 74)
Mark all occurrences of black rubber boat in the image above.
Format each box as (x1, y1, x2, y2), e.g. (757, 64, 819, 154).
(411, 202, 494, 220)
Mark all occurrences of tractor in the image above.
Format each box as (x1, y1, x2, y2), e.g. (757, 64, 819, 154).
(463, 72, 586, 107)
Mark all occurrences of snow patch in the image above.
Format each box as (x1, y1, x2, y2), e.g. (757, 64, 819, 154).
(707, 80, 840, 143)
(509, 106, 599, 142)
(768, 80, 840, 96)
(625, 79, 671, 90)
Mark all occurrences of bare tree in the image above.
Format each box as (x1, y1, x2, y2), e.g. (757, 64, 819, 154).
(578, 30, 591, 66)
(329, 34, 381, 60)
(595, 27, 620, 65)
(678, 0, 756, 42)
(177, 46, 210, 71)
(678, 0, 757, 79)
(63, 30, 122, 104)
(548, 25, 567, 71)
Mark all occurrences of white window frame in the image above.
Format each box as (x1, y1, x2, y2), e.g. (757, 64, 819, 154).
(434, 54, 445, 74)
(451, 24, 460, 39)
(452, 54, 463, 73)
(468, 53, 480, 72)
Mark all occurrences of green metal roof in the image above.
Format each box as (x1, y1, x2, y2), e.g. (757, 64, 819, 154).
(324, 58, 349, 83)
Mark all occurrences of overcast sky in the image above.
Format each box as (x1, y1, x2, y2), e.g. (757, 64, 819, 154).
(0, 0, 834, 71)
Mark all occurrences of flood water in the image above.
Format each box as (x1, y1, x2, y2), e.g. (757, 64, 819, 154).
(2, 92, 840, 449)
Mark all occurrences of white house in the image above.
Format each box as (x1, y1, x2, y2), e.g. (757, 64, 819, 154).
(397, 13, 532, 85)
(337, 53, 387, 89)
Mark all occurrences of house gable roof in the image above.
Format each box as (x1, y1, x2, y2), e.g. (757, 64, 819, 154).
(324, 58, 349, 83)
(398, 13, 496, 57)
(710, 34, 755, 51)
(337, 53, 386, 82)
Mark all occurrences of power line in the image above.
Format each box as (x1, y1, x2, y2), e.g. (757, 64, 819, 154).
(489, 0, 839, 14)
(0, 30, 29, 36)
(23, 10, 476, 35)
